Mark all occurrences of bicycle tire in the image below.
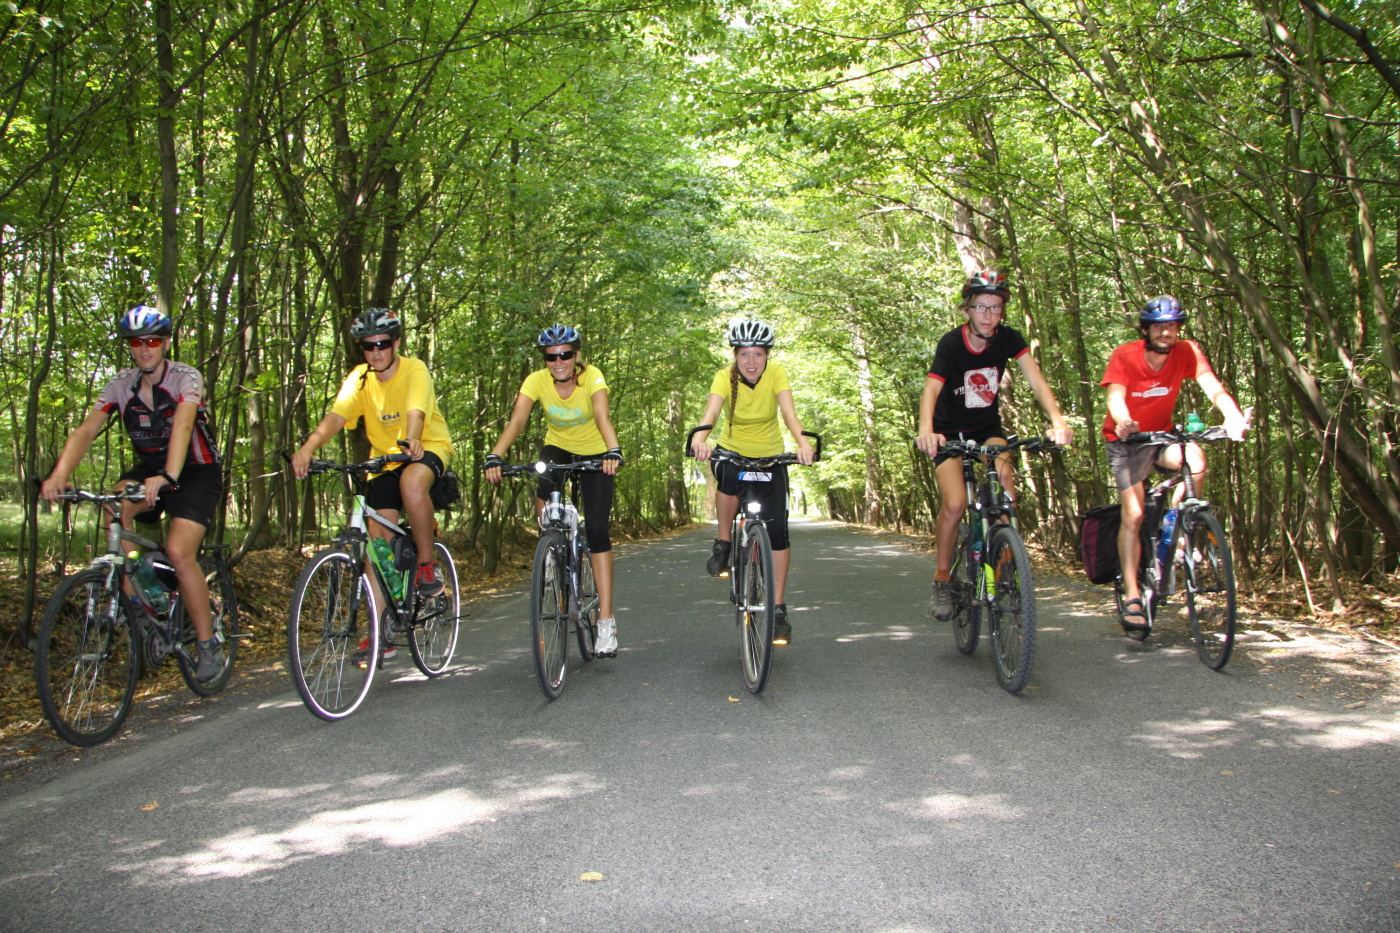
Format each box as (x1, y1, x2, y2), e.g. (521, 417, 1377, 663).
(35, 569, 140, 747)
(409, 541, 460, 677)
(1183, 509, 1236, 670)
(530, 531, 569, 699)
(738, 522, 776, 694)
(574, 541, 597, 662)
(177, 554, 240, 697)
(987, 525, 1036, 693)
(287, 548, 379, 720)
(951, 524, 981, 655)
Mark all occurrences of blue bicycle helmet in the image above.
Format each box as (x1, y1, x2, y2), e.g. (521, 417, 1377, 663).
(117, 304, 172, 338)
(349, 307, 403, 340)
(1140, 295, 1186, 324)
(537, 324, 581, 348)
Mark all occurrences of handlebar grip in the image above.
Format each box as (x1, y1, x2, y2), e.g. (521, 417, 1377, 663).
(685, 424, 714, 459)
(801, 430, 823, 464)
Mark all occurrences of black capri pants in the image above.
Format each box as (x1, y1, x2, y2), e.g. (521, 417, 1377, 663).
(712, 452, 792, 551)
(537, 444, 614, 554)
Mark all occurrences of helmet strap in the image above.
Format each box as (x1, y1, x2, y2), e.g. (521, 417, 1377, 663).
(366, 350, 398, 376)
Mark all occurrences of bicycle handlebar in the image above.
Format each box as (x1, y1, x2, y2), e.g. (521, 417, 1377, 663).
(684, 424, 823, 464)
(1124, 425, 1230, 446)
(283, 449, 413, 476)
(497, 459, 605, 479)
(50, 483, 148, 506)
(937, 436, 1063, 458)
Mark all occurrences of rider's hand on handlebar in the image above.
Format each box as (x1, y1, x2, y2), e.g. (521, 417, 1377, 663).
(397, 438, 424, 460)
(1224, 407, 1252, 442)
(1046, 425, 1074, 447)
(795, 439, 816, 466)
(914, 431, 944, 459)
(483, 452, 504, 484)
(691, 440, 714, 462)
(290, 449, 314, 479)
(143, 473, 170, 508)
(1114, 419, 1140, 441)
(39, 475, 73, 504)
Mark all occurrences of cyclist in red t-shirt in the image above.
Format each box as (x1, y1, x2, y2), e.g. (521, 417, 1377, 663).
(1101, 296, 1251, 634)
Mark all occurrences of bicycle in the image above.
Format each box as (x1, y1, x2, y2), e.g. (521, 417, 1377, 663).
(498, 460, 603, 700)
(1115, 425, 1237, 669)
(34, 484, 240, 746)
(939, 437, 1059, 694)
(686, 425, 822, 695)
(287, 452, 461, 720)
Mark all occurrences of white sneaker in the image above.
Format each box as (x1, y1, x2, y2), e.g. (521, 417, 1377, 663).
(594, 617, 618, 657)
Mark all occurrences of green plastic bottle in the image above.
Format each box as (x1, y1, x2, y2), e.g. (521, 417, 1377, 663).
(1185, 410, 1205, 433)
(369, 537, 404, 601)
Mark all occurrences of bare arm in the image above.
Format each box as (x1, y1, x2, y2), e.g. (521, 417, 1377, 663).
(915, 376, 945, 458)
(1105, 383, 1137, 439)
(775, 389, 814, 465)
(689, 393, 726, 461)
(591, 389, 622, 475)
(485, 393, 536, 482)
(292, 411, 349, 478)
(143, 400, 199, 506)
(40, 407, 111, 501)
(1015, 353, 1073, 445)
(1196, 372, 1251, 439)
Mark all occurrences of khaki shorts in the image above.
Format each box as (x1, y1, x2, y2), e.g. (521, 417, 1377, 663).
(1105, 440, 1172, 491)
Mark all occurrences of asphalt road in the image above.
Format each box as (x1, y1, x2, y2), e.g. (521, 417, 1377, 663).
(1, 519, 1397, 932)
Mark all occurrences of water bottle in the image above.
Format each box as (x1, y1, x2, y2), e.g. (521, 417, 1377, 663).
(1185, 411, 1205, 433)
(128, 551, 171, 616)
(1157, 508, 1179, 565)
(369, 538, 404, 601)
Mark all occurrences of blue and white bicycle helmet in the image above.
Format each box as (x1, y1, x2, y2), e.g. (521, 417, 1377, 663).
(117, 304, 172, 338)
(537, 324, 581, 348)
(349, 307, 403, 339)
(1140, 295, 1186, 324)
(726, 318, 775, 348)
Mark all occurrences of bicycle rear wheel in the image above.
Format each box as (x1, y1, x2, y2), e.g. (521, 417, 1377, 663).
(409, 541, 460, 677)
(288, 548, 378, 720)
(951, 524, 981, 655)
(178, 554, 240, 697)
(987, 525, 1036, 693)
(530, 531, 569, 699)
(574, 542, 597, 662)
(35, 569, 139, 747)
(1183, 509, 1236, 670)
(737, 522, 775, 694)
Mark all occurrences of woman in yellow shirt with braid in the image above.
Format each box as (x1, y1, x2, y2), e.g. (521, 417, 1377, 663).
(689, 318, 815, 645)
(484, 324, 624, 657)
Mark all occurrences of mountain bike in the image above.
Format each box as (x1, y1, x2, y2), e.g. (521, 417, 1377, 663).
(34, 484, 240, 746)
(687, 425, 822, 695)
(940, 437, 1059, 694)
(1116, 425, 1237, 669)
(287, 452, 460, 720)
(499, 460, 603, 699)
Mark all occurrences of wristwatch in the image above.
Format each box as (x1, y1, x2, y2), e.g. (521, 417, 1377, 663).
(160, 470, 180, 489)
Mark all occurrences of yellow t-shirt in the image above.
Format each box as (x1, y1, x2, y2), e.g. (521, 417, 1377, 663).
(331, 357, 454, 467)
(708, 362, 791, 457)
(520, 365, 609, 455)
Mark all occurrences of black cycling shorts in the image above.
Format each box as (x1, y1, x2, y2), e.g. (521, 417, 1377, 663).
(119, 462, 223, 528)
(366, 451, 446, 513)
(711, 452, 792, 551)
(537, 445, 614, 554)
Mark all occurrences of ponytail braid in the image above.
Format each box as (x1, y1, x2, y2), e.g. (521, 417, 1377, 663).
(728, 362, 740, 431)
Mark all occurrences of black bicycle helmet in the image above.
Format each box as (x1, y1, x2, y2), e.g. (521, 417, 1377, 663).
(1140, 295, 1186, 324)
(537, 324, 581, 348)
(117, 305, 172, 338)
(726, 318, 775, 348)
(349, 307, 403, 340)
(961, 270, 1010, 300)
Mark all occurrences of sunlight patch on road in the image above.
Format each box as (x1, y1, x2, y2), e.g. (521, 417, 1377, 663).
(836, 628, 918, 643)
(891, 792, 1024, 821)
(1254, 707, 1400, 750)
(111, 773, 600, 883)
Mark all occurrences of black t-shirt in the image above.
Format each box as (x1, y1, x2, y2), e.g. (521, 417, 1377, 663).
(927, 324, 1030, 434)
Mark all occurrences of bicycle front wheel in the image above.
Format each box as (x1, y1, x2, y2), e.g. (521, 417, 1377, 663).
(737, 522, 775, 694)
(530, 531, 569, 699)
(1183, 509, 1236, 670)
(35, 569, 139, 747)
(178, 554, 240, 697)
(987, 525, 1036, 693)
(951, 524, 981, 655)
(409, 541, 460, 677)
(575, 543, 597, 662)
(288, 548, 378, 720)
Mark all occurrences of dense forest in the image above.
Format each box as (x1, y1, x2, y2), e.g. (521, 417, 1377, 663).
(3, 0, 1396, 636)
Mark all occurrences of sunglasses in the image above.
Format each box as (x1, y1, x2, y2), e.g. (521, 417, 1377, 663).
(360, 339, 395, 352)
(542, 350, 577, 362)
(127, 337, 164, 348)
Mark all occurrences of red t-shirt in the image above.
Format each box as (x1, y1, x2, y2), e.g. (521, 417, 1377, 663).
(1100, 339, 1213, 441)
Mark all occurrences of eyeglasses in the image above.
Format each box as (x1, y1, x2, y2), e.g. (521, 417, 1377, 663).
(543, 350, 577, 362)
(360, 339, 394, 352)
(127, 337, 164, 348)
(968, 304, 1004, 315)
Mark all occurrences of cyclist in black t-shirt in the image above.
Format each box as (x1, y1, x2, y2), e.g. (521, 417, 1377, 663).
(40, 305, 227, 683)
(915, 272, 1073, 621)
